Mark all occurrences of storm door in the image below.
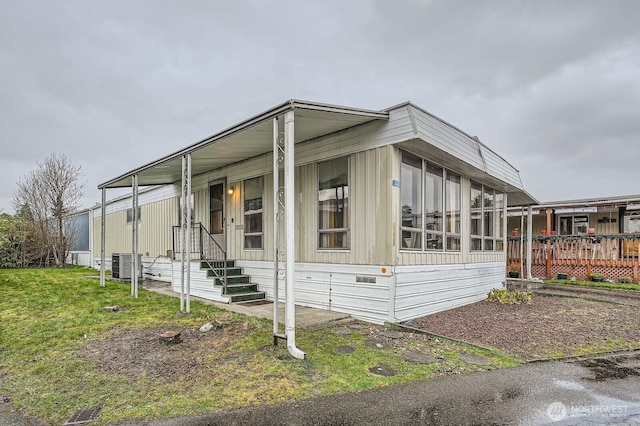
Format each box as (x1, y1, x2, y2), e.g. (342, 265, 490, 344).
(209, 181, 226, 249)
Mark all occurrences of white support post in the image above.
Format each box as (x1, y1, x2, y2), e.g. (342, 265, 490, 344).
(131, 174, 139, 298)
(185, 153, 192, 314)
(527, 206, 533, 279)
(180, 156, 187, 312)
(520, 207, 525, 275)
(273, 117, 281, 340)
(100, 188, 106, 287)
(284, 110, 305, 360)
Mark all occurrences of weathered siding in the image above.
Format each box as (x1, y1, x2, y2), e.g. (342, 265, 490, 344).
(295, 146, 395, 265)
(93, 195, 179, 261)
(479, 144, 523, 190)
(411, 107, 485, 171)
(411, 106, 524, 191)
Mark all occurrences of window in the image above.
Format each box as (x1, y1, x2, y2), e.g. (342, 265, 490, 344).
(495, 192, 505, 250)
(424, 162, 442, 249)
(400, 151, 460, 251)
(244, 176, 263, 249)
(318, 157, 349, 249)
(625, 211, 640, 233)
(445, 172, 461, 250)
(483, 187, 494, 250)
(470, 182, 504, 251)
(401, 153, 423, 249)
(559, 216, 588, 235)
(126, 207, 141, 224)
(470, 183, 482, 250)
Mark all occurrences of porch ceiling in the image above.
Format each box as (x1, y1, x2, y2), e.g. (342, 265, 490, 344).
(98, 100, 388, 189)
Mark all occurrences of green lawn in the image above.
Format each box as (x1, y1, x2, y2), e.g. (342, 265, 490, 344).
(545, 279, 640, 291)
(0, 268, 518, 425)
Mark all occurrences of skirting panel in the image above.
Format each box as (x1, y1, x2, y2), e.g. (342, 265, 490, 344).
(393, 262, 506, 322)
(237, 261, 392, 324)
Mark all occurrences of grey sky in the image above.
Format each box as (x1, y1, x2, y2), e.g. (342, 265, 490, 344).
(1, 0, 639, 213)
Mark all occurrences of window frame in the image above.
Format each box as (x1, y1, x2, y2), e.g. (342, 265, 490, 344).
(317, 156, 350, 250)
(399, 151, 461, 252)
(243, 176, 264, 250)
(126, 207, 141, 224)
(470, 181, 504, 252)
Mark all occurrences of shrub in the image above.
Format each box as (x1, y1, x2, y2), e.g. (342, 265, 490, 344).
(619, 276, 634, 284)
(590, 272, 605, 282)
(487, 288, 532, 304)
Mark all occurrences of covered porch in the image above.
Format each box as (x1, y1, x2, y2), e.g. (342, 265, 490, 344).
(96, 99, 390, 359)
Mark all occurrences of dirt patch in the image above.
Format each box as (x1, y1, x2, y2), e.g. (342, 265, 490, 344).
(81, 323, 240, 382)
(407, 295, 640, 359)
(578, 353, 640, 381)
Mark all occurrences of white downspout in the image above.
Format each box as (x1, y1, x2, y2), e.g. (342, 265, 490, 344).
(284, 110, 305, 360)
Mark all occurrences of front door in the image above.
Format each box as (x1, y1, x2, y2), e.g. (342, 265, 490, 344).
(209, 181, 225, 249)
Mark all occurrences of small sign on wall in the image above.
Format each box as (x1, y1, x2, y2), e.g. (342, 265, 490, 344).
(392, 180, 401, 188)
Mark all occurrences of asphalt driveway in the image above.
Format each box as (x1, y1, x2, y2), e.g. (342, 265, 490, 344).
(128, 351, 640, 426)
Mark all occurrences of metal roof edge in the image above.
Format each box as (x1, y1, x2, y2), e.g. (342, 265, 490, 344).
(98, 100, 294, 189)
(534, 194, 640, 209)
(290, 99, 389, 119)
(98, 99, 390, 189)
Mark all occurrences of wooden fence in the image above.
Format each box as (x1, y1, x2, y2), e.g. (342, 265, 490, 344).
(507, 234, 640, 282)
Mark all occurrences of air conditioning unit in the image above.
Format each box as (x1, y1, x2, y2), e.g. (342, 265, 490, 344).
(112, 253, 142, 279)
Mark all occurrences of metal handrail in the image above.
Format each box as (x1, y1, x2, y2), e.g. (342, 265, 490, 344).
(198, 223, 227, 294)
(172, 222, 227, 294)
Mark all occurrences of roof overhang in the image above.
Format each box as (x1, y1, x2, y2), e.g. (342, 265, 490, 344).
(397, 139, 538, 207)
(98, 99, 388, 189)
(518, 194, 640, 210)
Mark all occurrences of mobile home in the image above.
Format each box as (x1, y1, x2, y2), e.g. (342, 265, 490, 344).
(96, 99, 536, 324)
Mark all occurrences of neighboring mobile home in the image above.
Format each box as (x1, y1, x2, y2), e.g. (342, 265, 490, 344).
(507, 194, 640, 281)
(96, 99, 536, 324)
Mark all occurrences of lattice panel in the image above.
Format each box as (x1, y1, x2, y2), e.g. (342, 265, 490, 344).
(590, 265, 635, 283)
(527, 264, 637, 282)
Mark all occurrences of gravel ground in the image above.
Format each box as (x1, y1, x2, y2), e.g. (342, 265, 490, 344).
(407, 295, 640, 359)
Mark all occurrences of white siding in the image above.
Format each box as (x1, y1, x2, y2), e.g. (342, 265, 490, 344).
(393, 262, 505, 322)
(93, 196, 179, 260)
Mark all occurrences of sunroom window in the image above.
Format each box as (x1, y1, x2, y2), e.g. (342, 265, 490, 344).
(401, 153, 423, 249)
(470, 181, 504, 251)
(243, 176, 263, 249)
(318, 157, 349, 249)
(400, 151, 460, 251)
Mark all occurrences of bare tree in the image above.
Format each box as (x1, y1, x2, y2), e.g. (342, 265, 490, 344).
(12, 154, 85, 268)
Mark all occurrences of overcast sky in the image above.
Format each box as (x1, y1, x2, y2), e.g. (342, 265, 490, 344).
(1, 0, 639, 213)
